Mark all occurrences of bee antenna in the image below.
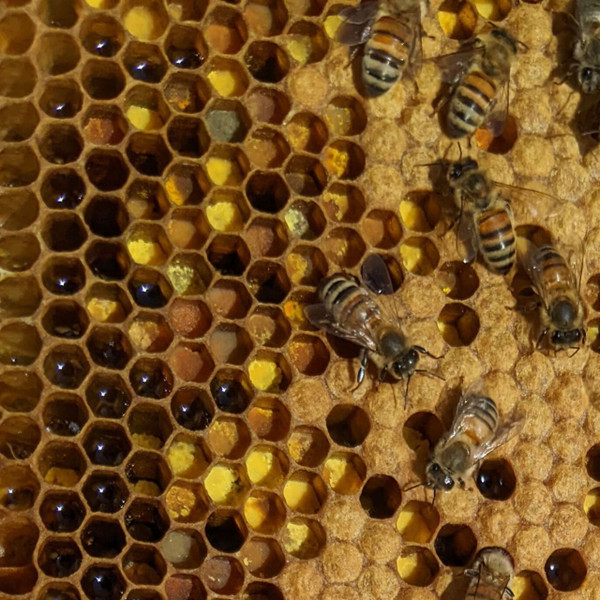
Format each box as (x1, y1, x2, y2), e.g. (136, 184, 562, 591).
(568, 346, 581, 358)
(403, 481, 425, 492)
(431, 488, 437, 506)
(404, 376, 411, 410)
(415, 161, 446, 168)
(415, 369, 445, 382)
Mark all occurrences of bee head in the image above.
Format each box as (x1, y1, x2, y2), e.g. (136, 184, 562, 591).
(490, 28, 518, 55)
(426, 462, 455, 491)
(390, 347, 419, 379)
(550, 298, 577, 329)
(578, 65, 600, 94)
(550, 328, 584, 347)
(448, 159, 478, 183)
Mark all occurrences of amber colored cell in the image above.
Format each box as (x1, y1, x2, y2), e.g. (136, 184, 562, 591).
(0, 276, 41, 320)
(164, 164, 210, 208)
(437, 302, 480, 346)
(85, 283, 131, 324)
(165, 574, 206, 600)
(80, 14, 124, 57)
(245, 127, 291, 169)
(282, 517, 326, 559)
(0, 57, 36, 98)
(285, 155, 327, 196)
(208, 416, 251, 459)
(43, 392, 89, 436)
(122, 544, 167, 585)
(289, 334, 330, 376)
(396, 549, 440, 589)
(125, 451, 172, 497)
(287, 20, 328, 64)
(206, 279, 253, 320)
(245, 41, 289, 83)
(163, 73, 210, 116)
(42, 300, 89, 340)
(0, 189, 38, 231)
(584, 487, 600, 526)
(475, 115, 518, 154)
(286, 112, 328, 154)
(128, 312, 173, 353)
(247, 397, 291, 442)
(545, 548, 587, 591)
(362, 209, 403, 250)
(438, 0, 478, 39)
(86, 326, 133, 370)
(244, 0, 287, 36)
(37, 442, 87, 487)
(201, 556, 245, 595)
(0, 146, 39, 186)
(245, 445, 288, 488)
(165, 480, 209, 522)
(168, 343, 214, 383)
(205, 5, 247, 53)
(320, 185, 364, 226)
(166, 208, 209, 250)
(0, 371, 42, 413)
(207, 235, 250, 276)
(243, 490, 286, 535)
(82, 59, 126, 100)
(322, 227, 366, 268)
(167, 299, 210, 339)
(287, 426, 330, 467)
(36, 32, 80, 75)
(241, 537, 285, 578)
(0, 322, 40, 366)
(437, 261, 480, 300)
(246, 171, 290, 214)
(127, 132, 173, 176)
(0, 416, 40, 460)
(0, 102, 39, 141)
(323, 140, 365, 180)
(126, 179, 169, 220)
(247, 306, 291, 349)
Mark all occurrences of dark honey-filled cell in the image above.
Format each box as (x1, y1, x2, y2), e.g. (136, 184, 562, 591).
(326, 404, 371, 447)
(586, 444, 600, 480)
(39, 492, 85, 532)
(125, 499, 170, 542)
(42, 257, 86, 295)
(359, 474, 402, 519)
(205, 509, 248, 552)
(127, 132, 173, 176)
(0, 515, 38, 569)
(285, 155, 327, 197)
(207, 235, 251, 276)
(43, 344, 90, 389)
(0, 464, 40, 511)
(244, 582, 284, 600)
(83, 423, 131, 467)
(165, 24, 207, 69)
(86, 327, 133, 370)
(122, 544, 167, 585)
(160, 529, 207, 569)
(85, 196, 129, 238)
(0, 101, 39, 141)
(476, 458, 517, 500)
(201, 556, 245, 595)
(82, 59, 126, 100)
(81, 565, 126, 600)
(545, 548, 587, 591)
(37, 582, 82, 600)
(130, 357, 174, 399)
(166, 117, 209, 159)
(42, 214, 87, 252)
(82, 471, 129, 513)
(0, 416, 40, 459)
(123, 41, 168, 83)
(246, 171, 290, 214)
(36, 32, 80, 76)
(247, 260, 291, 303)
(434, 523, 477, 567)
(81, 518, 127, 559)
(125, 451, 171, 496)
(38, 0, 79, 28)
(128, 268, 172, 308)
(0, 12, 33, 55)
(42, 300, 89, 339)
(210, 369, 253, 414)
(85, 149, 130, 191)
(0, 370, 42, 413)
(0, 276, 41, 319)
(43, 393, 88, 436)
(0, 322, 42, 365)
(85, 373, 131, 420)
(80, 14, 124, 57)
(39, 80, 83, 120)
(38, 539, 82, 577)
(245, 41, 289, 83)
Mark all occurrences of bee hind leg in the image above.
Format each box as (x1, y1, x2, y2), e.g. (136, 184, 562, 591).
(349, 349, 369, 392)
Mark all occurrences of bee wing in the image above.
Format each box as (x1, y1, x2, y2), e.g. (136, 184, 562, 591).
(336, 1, 380, 46)
(483, 79, 509, 137)
(433, 42, 482, 84)
(305, 303, 379, 352)
(516, 236, 555, 309)
(471, 417, 524, 463)
(456, 206, 478, 264)
(361, 253, 395, 296)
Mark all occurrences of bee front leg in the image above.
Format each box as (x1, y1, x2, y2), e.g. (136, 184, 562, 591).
(350, 349, 369, 392)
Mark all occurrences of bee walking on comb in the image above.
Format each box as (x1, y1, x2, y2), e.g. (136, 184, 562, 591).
(516, 236, 586, 353)
(573, 0, 600, 93)
(305, 253, 440, 405)
(411, 381, 522, 499)
(336, 0, 423, 97)
(464, 547, 515, 600)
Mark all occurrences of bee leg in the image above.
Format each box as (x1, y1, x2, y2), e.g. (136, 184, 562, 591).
(345, 45, 361, 69)
(536, 329, 548, 351)
(352, 349, 369, 390)
(414, 345, 442, 360)
(505, 586, 515, 599)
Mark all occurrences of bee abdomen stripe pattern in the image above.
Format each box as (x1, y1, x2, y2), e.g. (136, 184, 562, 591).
(321, 276, 380, 324)
(469, 395, 498, 432)
(466, 583, 504, 600)
(449, 71, 496, 135)
(535, 245, 572, 291)
(477, 209, 515, 273)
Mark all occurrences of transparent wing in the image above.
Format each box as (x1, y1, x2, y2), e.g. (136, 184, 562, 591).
(471, 417, 523, 463)
(516, 237, 560, 311)
(482, 79, 509, 137)
(336, 1, 379, 46)
(456, 205, 478, 264)
(434, 43, 482, 84)
(305, 303, 379, 351)
(361, 253, 395, 295)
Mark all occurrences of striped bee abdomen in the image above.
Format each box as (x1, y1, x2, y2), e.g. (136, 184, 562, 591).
(534, 244, 573, 295)
(466, 581, 505, 600)
(362, 16, 412, 97)
(476, 207, 515, 274)
(447, 70, 497, 138)
(463, 394, 499, 445)
(319, 275, 380, 327)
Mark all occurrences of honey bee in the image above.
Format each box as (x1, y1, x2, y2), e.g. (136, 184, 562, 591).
(517, 237, 586, 352)
(447, 158, 516, 275)
(440, 28, 518, 139)
(336, 0, 422, 97)
(305, 254, 437, 393)
(425, 383, 522, 492)
(465, 547, 515, 600)
(574, 0, 600, 93)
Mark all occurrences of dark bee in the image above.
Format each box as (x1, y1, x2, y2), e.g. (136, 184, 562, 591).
(574, 0, 600, 93)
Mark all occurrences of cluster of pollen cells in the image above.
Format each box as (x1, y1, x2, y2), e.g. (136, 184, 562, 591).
(3, 0, 600, 599)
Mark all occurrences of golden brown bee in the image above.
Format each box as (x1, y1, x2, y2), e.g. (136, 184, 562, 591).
(426, 383, 522, 492)
(336, 0, 422, 97)
(305, 254, 436, 390)
(440, 28, 518, 139)
(447, 158, 516, 275)
(517, 237, 586, 352)
(574, 0, 600, 93)
(465, 547, 515, 600)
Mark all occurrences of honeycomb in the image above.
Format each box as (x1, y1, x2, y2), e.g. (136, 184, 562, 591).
(2, 0, 600, 599)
